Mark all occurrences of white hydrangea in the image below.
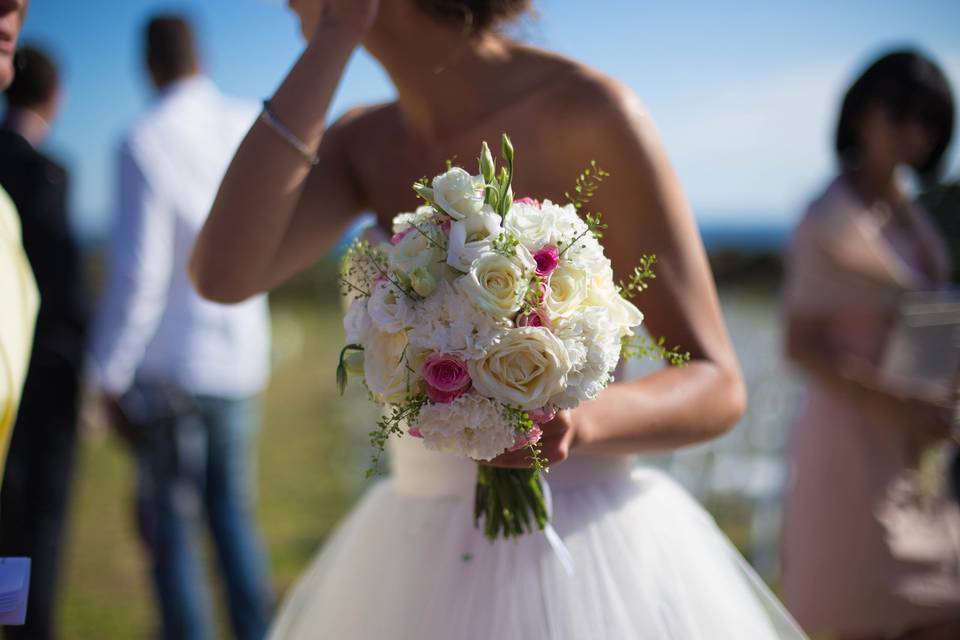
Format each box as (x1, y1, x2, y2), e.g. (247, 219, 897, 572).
(367, 280, 415, 333)
(550, 307, 622, 408)
(549, 200, 591, 241)
(406, 280, 507, 359)
(392, 206, 438, 234)
(416, 393, 516, 461)
(562, 230, 609, 274)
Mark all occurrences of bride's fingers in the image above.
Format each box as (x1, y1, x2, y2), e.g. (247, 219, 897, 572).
(482, 411, 578, 468)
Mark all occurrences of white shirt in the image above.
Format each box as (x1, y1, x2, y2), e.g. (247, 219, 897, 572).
(91, 76, 270, 398)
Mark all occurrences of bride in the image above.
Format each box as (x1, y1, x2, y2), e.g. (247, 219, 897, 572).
(190, 1, 806, 637)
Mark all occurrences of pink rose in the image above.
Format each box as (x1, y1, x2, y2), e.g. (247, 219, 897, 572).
(533, 246, 559, 278)
(422, 353, 471, 403)
(408, 427, 424, 439)
(509, 426, 543, 452)
(516, 308, 549, 328)
(528, 407, 557, 424)
(514, 197, 541, 208)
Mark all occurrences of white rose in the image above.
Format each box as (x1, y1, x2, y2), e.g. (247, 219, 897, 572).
(368, 280, 414, 333)
(446, 206, 502, 272)
(388, 223, 447, 281)
(459, 250, 534, 318)
(545, 263, 589, 319)
(469, 327, 572, 410)
(343, 298, 372, 344)
(363, 329, 420, 404)
(416, 393, 516, 461)
(432, 168, 486, 220)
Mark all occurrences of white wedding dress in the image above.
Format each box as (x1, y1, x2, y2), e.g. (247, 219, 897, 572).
(268, 433, 806, 639)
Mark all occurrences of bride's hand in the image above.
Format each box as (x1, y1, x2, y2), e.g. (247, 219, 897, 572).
(288, 0, 380, 41)
(484, 411, 580, 469)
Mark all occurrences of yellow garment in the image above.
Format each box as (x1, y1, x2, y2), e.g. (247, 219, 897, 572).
(0, 185, 39, 480)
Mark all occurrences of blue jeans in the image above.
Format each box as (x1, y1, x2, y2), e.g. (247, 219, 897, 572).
(125, 385, 272, 640)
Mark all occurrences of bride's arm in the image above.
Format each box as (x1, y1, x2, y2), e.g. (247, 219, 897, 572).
(189, 2, 378, 303)
(569, 87, 747, 455)
(492, 81, 747, 468)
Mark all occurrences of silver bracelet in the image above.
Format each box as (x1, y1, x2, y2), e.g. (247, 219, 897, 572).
(260, 100, 320, 166)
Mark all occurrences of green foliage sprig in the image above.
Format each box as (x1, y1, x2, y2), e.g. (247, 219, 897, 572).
(619, 255, 657, 298)
(565, 161, 610, 213)
(504, 407, 547, 475)
(557, 161, 611, 259)
(491, 231, 521, 257)
(366, 393, 429, 478)
(621, 335, 691, 367)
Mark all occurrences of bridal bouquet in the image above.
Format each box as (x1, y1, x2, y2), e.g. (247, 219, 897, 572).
(337, 135, 685, 541)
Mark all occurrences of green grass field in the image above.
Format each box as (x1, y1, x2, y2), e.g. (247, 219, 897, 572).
(57, 269, 379, 638)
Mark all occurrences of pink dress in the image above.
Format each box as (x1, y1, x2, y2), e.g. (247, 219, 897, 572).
(781, 177, 960, 635)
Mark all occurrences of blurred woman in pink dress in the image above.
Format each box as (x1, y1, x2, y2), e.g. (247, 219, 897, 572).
(781, 50, 960, 639)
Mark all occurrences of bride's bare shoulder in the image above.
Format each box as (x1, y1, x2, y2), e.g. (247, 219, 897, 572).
(516, 47, 658, 175)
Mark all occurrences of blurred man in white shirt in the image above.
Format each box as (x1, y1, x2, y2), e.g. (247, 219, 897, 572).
(89, 15, 272, 640)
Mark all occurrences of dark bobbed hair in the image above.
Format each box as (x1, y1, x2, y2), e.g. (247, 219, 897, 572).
(5, 45, 59, 108)
(414, 0, 531, 32)
(145, 14, 199, 82)
(836, 49, 955, 179)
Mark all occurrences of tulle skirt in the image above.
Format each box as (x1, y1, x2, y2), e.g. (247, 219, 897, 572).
(268, 442, 805, 639)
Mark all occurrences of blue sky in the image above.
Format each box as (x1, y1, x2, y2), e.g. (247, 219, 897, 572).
(14, 0, 960, 241)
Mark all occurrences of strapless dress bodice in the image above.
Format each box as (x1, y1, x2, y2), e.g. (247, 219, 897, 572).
(388, 433, 635, 499)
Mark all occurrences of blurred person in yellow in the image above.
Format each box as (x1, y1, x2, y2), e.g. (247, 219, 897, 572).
(0, 43, 88, 640)
(0, 0, 37, 485)
(0, 0, 38, 631)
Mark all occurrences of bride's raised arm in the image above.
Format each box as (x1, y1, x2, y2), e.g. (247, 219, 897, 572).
(189, 1, 379, 303)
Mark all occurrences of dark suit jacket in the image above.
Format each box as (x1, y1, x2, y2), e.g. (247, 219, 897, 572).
(0, 128, 87, 377)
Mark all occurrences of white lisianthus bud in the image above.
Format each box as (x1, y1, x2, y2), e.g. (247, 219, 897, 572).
(343, 350, 365, 376)
(480, 141, 496, 184)
(409, 266, 438, 297)
(432, 167, 486, 220)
